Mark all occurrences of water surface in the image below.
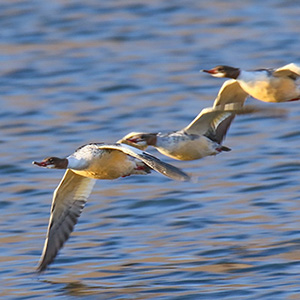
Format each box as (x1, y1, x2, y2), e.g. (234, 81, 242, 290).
(1, 1, 300, 299)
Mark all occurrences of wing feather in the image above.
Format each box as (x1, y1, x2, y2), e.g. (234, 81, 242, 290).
(97, 144, 190, 182)
(183, 103, 257, 137)
(37, 169, 96, 273)
(213, 79, 249, 107)
(274, 63, 300, 79)
(183, 108, 233, 136)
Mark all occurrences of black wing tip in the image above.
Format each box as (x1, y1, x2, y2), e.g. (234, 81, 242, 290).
(36, 240, 62, 274)
(36, 254, 56, 274)
(36, 263, 47, 274)
(36, 251, 58, 274)
(141, 153, 191, 182)
(180, 173, 192, 182)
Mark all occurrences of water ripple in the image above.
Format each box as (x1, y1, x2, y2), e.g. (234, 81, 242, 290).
(1, 1, 300, 299)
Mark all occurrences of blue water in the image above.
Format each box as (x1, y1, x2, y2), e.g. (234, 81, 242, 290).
(1, 0, 300, 299)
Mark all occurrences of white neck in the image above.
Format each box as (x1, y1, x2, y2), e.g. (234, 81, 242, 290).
(67, 156, 88, 170)
(238, 70, 269, 83)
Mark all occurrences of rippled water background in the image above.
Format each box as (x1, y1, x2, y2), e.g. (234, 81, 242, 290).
(1, 0, 300, 299)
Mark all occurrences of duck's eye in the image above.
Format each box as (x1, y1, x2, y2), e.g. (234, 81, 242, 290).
(48, 158, 54, 164)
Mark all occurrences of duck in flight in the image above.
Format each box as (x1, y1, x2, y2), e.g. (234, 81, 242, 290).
(202, 63, 300, 103)
(118, 103, 257, 161)
(33, 143, 190, 272)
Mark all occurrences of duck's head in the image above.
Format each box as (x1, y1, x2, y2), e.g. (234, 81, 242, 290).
(202, 65, 240, 79)
(118, 132, 157, 150)
(33, 157, 68, 169)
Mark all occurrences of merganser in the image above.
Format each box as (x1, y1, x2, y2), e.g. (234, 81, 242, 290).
(33, 143, 190, 272)
(118, 103, 256, 161)
(202, 63, 300, 103)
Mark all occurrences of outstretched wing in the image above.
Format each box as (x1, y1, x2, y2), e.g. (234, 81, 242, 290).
(183, 107, 234, 137)
(37, 169, 96, 273)
(213, 79, 249, 107)
(97, 144, 190, 182)
(273, 63, 300, 80)
(183, 103, 258, 138)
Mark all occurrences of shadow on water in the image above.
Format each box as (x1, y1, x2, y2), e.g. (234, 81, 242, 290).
(41, 280, 108, 297)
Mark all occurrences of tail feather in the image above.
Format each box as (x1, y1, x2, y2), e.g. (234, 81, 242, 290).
(220, 145, 231, 152)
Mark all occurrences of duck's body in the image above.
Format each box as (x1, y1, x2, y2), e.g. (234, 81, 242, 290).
(119, 103, 256, 161)
(147, 130, 230, 161)
(33, 143, 190, 273)
(68, 143, 150, 179)
(203, 63, 300, 103)
(237, 69, 300, 103)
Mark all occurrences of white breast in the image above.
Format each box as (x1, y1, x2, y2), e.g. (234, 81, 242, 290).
(156, 134, 218, 160)
(68, 145, 136, 179)
(237, 70, 300, 102)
